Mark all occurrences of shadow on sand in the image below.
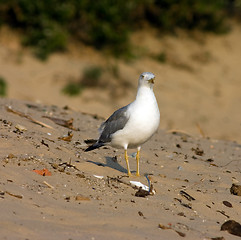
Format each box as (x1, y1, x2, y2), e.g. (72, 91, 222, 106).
(86, 156, 128, 174)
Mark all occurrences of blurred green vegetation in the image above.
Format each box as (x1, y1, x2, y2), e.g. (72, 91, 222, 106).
(0, 0, 240, 59)
(62, 81, 83, 96)
(0, 77, 7, 96)
(80, 66, 103, 87)
(153, 52, 167, 63)
(62, 65, 103, 96)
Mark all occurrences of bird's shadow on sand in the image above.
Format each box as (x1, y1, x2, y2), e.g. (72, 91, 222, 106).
(87, 156, 128, 174)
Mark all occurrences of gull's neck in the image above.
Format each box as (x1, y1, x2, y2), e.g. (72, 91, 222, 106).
(136, 84, 154, 100)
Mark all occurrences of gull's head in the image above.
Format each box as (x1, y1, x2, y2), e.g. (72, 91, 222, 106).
(138, 72, 155, 88)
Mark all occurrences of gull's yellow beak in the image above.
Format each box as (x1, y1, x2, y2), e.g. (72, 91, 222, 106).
(148, 77, 155, 84)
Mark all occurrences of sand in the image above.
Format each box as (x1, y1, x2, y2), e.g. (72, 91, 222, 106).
(0, 23, 241, 239)
(0, 98, 241, 240)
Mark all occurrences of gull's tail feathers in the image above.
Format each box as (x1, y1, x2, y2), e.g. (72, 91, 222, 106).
(84, 142, 104, 152)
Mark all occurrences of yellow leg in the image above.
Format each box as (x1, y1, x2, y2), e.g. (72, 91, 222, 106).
(124, 149, 131, 176)
(136, 149, 140, 177)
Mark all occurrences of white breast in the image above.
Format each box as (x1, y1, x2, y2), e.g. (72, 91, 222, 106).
(111, 87, 160, 149)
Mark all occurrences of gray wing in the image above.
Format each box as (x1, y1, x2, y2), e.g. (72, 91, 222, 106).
(98, 104, 130, 144)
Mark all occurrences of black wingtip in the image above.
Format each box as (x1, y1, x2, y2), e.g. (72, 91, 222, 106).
(84, 142, 104, 152)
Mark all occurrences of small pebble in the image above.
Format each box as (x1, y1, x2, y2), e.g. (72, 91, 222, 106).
(223, 200, 233, 208)
(15, 124, 27, 131)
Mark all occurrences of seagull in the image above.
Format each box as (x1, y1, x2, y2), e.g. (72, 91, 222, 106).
(85, 72, 160, 176)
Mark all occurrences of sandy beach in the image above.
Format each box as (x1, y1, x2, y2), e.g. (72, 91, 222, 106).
(0, 23, 241, 239)
(0, 98, 241, 239)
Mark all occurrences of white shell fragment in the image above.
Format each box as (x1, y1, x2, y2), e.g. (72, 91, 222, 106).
(130, 181, 149, 191)
(93, 175, 104, 179)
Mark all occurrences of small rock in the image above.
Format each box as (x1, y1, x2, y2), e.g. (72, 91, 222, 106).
(65, 196, 71, 201)
(15, 124, 27, 131)
(223, 201, 232, 208)
(75, 195, 90, 201)
(138, 211, 144, 217)
(51, 163, 59, 169)
(7, 153, 16, 159)
(135, 188, 150, 198)
(159, 224, 170, 230)
(230, 184, 241, 196)
(221, 220, 241, 237)
(76, 173, 85, 178)
(191, 147, 204, 156)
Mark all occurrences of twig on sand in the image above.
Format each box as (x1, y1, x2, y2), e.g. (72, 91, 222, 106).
(5, 191, 23, 199)
(43, 181, 54, 189)
(6, 106, 54, 129)
(42, 116, 76, 130)
(167, 129, 192, 137)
